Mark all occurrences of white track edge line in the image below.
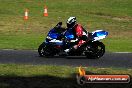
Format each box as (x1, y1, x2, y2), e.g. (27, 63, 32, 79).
(114, 52, 132, 53)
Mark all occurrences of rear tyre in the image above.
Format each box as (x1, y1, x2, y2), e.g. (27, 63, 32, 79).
(86, 41, 105, 59)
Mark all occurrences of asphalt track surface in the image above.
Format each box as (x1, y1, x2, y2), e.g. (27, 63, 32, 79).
(0, 50, 132, 68)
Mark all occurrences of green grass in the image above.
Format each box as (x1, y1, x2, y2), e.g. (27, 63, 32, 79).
(0, 64, 131, 88)
(0, 64, 131, 77)
(0, 0, 132, 52)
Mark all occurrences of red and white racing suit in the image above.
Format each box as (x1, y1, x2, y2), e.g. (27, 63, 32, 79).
(73, 24, 88, 48)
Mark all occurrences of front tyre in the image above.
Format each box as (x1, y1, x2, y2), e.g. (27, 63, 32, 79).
(38, 43, 51, 57)
(38, 43, 45, 57)
(86, 41, 105, 59)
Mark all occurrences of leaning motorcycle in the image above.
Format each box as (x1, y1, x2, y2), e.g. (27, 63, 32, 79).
(38, 28, 108, 59)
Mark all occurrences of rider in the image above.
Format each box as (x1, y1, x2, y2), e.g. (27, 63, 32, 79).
(64, 17, 88, 53)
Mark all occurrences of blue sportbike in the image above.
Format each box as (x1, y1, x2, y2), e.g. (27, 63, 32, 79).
(38, 28, 108, 59)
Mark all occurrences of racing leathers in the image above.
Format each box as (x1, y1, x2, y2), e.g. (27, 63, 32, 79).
(64, 24, 88, 52)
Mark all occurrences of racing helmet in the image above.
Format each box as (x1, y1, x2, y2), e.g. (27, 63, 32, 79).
(66, 17, 76, 28)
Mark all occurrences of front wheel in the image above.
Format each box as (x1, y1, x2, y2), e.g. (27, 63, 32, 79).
(38, 43, 51, 57)
(85, 41, 105, 59)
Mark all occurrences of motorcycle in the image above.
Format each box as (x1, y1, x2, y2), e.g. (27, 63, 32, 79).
(38, 28, 108, 59)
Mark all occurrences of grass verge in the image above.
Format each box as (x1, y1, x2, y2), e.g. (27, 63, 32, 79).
(0, 64, 131, 88)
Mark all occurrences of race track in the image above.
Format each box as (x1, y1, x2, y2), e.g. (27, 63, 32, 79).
(0, 50, 132, 68)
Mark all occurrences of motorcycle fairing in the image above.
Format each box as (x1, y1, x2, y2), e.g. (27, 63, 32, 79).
(47, 28, 61, 39)
(64, 29, 75, 40)
(46, 28, 63, 45)
(92, 30, 108, 41)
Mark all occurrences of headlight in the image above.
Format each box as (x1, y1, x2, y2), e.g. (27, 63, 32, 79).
(46, 36, 52, 40)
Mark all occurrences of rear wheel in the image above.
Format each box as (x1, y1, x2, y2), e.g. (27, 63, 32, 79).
(86, 41, 105, 59)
